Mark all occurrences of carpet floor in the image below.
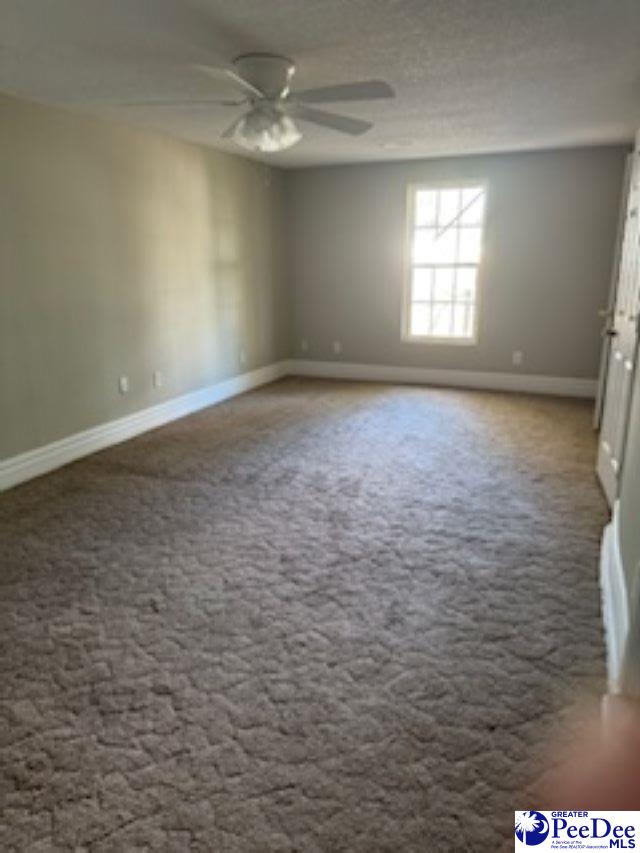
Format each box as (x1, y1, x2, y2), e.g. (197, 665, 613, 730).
(0, 378, 608, 852)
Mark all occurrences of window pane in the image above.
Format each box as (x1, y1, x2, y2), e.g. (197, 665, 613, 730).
(412, 268, 432, 301)
(412, 228, 432, 263)
(413, 228, 457, 264)
(453, 303, 474, 338)
(461, 188, 485, 224)
(458, 227, 482, 263)
(432, 228, 457, 263)
(432, 303, 453, 336)
(467, 305, 476, 337)
(438, 189, 460, 227)
(456, 268, 477, 302)
(415, 190, 437, 226)
(433, 267, 455, 301)
(410, 303, 431, 336)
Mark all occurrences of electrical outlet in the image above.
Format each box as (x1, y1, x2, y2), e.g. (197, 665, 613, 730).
(118, 376, 129, 394)
(300, 339, 309, 353)
(512, 350, 524, 367)
(239, 348, 247, 366)
(333, 340, 342, 355)
(153, 370, 163, 388)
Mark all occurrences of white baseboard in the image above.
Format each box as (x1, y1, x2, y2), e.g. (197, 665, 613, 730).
(600, 501, 630, 694)
(0, 358, 597, 491)
(0, 361, 289, 491)
(288, 359, 597, 398)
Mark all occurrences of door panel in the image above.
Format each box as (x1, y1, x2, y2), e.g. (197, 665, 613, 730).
(595, 155, 632, 429)
(597, 143, 640, 505)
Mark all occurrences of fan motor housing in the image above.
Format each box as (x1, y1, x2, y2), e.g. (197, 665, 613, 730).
(233, 53, 295, 99)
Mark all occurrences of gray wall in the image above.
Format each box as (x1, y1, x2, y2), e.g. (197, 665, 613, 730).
(286, 147, 627, 377)
(0, 94, 288, 458)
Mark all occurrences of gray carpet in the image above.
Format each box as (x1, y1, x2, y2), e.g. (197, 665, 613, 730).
(0, 378, 608, 851)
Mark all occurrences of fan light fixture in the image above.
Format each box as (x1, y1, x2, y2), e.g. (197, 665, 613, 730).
(232, 106, 301, 153)
(108, 54, 395, 154)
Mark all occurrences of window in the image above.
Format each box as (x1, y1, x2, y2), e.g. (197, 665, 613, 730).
(404, 183, 486, 343)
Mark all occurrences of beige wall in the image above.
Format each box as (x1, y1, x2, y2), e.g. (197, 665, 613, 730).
(0, 94, 288, 458)
(286, 147, 627, 377)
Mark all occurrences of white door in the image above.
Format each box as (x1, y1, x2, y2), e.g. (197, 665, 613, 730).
(597, 141, 640, 505)
(594, 154, 632, 430)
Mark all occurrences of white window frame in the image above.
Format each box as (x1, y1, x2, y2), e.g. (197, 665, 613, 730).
(402, 180, 488, 346)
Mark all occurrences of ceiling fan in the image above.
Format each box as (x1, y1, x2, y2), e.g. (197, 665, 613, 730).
(123, 54, 395, 153)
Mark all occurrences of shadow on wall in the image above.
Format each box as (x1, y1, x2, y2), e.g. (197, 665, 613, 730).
(0, 94, 287, 458)
(210, 159, 286, 376)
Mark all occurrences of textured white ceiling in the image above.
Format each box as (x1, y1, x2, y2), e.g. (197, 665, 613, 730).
(1, 0, 639, 167)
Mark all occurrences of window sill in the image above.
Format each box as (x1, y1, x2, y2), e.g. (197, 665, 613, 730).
(402, 333, 478, 347)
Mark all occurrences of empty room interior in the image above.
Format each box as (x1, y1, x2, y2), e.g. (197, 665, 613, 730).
(2, 1, 640, 850)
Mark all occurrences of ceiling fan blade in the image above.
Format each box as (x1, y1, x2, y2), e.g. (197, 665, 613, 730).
(222, 115, 245, 139)
(193, 64, 264, 99)
(295, 80, 394, 104)
(107, 97, 246, 108)
(287, 104, 372, 136)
